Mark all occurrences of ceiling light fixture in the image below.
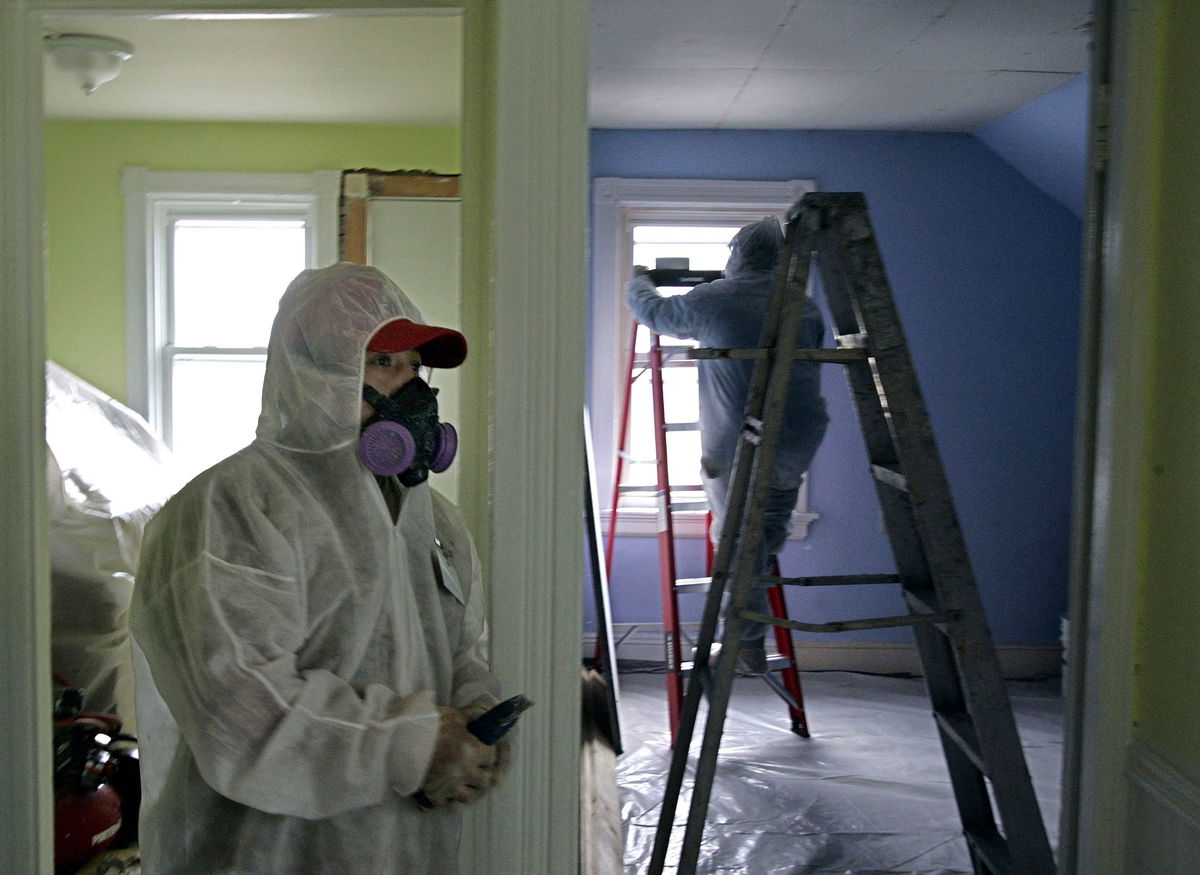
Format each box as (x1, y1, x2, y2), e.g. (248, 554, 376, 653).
(43, 33, 134, 96)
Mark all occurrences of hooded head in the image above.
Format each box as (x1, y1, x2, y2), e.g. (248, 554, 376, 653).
(255, 262, 463, 455)
(724, 216, 784, 278)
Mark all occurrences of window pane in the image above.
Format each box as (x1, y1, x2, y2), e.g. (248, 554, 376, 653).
(633, 225, 740, 279)
(623, 224, 740, 495)
(633, 226, 740, 244)
(171, 356, 266, 477)
(626, 359, 702, 488)
(172, 219, 306, 348)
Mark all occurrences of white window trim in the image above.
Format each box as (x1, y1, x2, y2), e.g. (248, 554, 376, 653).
(591, 177, 818, 538)
(122, 168, 340, 429)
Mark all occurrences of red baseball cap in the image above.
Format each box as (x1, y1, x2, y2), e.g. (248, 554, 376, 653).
(367, 318, 468, 368)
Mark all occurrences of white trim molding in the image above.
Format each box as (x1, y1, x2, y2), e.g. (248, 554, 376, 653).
(1, 6, 55, 872)
(585, 627, 1062, 680)
(462, 0, 588, 872)
(1066, 1, 1155, 871)
(602, 501, 818, 540)
(122, 168, 339, 425)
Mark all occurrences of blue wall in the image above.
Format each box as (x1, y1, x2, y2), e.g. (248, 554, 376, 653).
(973, 73, 1090, 219)
(588, 129, 1082, 646)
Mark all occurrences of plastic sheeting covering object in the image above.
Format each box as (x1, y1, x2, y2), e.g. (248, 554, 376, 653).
(617, 670, 1061, 874)
(46, 362, 182, 731)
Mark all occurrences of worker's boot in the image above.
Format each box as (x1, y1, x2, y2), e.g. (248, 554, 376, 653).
(734, 641, 768, 676)
(702, 641, 769, 677)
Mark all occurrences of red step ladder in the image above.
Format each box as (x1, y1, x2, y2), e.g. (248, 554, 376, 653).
(605, 318, 810, 740)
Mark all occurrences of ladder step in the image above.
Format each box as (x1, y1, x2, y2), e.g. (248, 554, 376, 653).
(674, 577, 711, 593)
(616, 484, 704, 494)
(664, 421, 700, 432)
(689, 346, 868, 363)
(738, 609, 958, 634)
(669, 500, 709, 512)
(633, 354, 696, 369)
(871, 464, 908, 492)
(680, 650, 792, 674)
(773, 572, 902, 587)
(932, 710, 987, 775)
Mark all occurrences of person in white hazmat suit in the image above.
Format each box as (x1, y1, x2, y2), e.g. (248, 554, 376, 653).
(131, 262, 506, 873)
(626, 217, 829, 675)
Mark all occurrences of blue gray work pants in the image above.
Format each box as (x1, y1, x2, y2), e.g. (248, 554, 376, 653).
(702, 469, 801, 646)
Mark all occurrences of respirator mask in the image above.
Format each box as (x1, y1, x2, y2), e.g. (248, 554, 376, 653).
(359, 377, 458, 485)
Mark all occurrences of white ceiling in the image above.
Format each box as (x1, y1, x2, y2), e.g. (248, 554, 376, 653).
(42, 14, 463, 126)
(43, 1, 1093, 131)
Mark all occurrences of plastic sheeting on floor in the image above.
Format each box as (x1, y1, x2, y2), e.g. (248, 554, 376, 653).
(616, 669, 1062, 874)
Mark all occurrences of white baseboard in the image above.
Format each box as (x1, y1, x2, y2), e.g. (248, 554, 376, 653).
(1126, 740, 1200, 871)
(585, 625, 1062, 680)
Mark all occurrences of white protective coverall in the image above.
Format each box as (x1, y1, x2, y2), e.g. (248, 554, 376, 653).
(131, 263, 500, 874)
(626, 217, 829, 644)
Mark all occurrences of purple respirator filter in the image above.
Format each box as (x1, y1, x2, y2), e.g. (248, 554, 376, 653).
(359, 421, 417, 477)
(358, 420, 457, 477)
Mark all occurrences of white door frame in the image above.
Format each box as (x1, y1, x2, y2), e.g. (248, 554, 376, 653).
(0, 2, 586, 872)
(1061, 0, 1154, 871)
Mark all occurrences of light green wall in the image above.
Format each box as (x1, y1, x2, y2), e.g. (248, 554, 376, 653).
(1135, 0, 1200, 770)
(43, 119, 460, 403)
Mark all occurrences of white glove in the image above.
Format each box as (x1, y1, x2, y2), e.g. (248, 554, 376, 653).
(462, 701, 516, 789)
(418, 706, 497, 807)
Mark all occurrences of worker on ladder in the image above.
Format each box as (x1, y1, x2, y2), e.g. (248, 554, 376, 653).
(626, 217, 829, 675)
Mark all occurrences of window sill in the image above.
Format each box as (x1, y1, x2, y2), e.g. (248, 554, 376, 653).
(601, 509, 818, 540)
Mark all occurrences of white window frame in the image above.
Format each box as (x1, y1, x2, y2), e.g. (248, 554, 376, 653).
(122, 168, 340, 434)
(591, 177, 818, 538)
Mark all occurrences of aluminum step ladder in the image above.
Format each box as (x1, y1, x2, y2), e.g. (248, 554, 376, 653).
(606, 303, 809, 741)
(648, 192, 1057, 875)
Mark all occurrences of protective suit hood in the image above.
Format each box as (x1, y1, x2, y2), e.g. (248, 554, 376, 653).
(724, 216, 784, 278)
(256, 262, 427, 455)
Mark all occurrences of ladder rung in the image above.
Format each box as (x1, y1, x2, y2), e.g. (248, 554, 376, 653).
(669, 500, 709, 512)
(645, 359, 698, 369)
(633, 355, 696, 369)
(738, 609, 958, 634)
(933, 710, 987, 774)
(689, 346, 868, 363)
(773, 572, 902, 587)
(674, 577, 711, 593)
(615, 484, 702, 493)
(664, 421, 699, 432)
(871, 464, 908, 492)
(681, 650, 792, 674)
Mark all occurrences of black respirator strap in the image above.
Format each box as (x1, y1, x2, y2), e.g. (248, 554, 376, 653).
(362, 383, 401, 419)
